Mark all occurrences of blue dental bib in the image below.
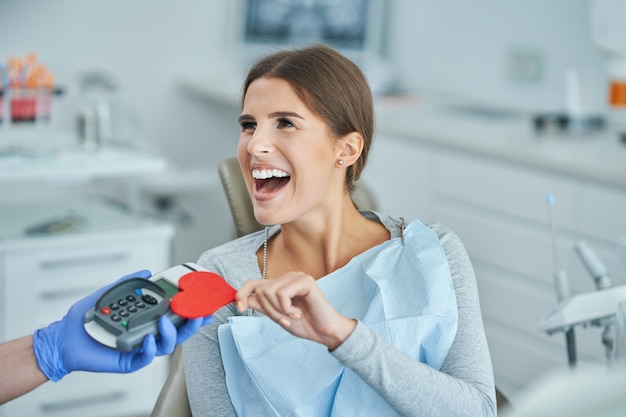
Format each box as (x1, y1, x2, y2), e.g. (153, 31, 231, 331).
(219, 219, 458, 417)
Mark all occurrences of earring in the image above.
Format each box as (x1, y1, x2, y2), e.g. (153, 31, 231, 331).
(337, 159, 344, 166)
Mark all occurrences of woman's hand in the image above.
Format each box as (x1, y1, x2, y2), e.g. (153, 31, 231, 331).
(236, 272, 356, 350)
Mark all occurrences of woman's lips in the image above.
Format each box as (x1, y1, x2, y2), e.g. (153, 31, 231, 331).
(252, 168, 291, 200)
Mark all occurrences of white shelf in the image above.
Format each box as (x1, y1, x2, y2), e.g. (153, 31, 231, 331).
(0, 129, 168, 183)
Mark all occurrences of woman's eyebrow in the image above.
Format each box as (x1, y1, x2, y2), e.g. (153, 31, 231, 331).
(238, 114, 254, 123)
(268, 111, 303, 119)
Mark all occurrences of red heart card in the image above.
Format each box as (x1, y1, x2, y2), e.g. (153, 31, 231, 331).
(170, 271, 237, 319)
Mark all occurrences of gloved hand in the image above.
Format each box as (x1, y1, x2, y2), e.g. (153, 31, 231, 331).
(33, 270, 213, 382)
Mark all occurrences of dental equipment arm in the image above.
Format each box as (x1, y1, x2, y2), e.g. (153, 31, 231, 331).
(538, 238, 626, 363)
(546, 194, 576, 366)
(575, 240, 616, 359)
(537, 285, 626, 335)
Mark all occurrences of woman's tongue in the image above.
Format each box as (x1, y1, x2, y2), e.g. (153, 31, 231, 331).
(257, 177, 290, 194)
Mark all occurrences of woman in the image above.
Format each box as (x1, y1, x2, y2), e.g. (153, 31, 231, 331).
(184, 44, 496, 416)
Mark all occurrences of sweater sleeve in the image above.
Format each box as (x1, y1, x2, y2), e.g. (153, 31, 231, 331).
(183, 304, 239, 417)
(331, 222, 497, 417)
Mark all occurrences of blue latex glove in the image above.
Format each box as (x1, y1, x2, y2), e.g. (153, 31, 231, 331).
(33, 270, 213, 382)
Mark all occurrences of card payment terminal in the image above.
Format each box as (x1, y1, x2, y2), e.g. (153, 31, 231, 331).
(83, 263, 207, 352)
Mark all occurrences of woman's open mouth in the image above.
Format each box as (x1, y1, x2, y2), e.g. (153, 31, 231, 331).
(252, 168, 291, 196)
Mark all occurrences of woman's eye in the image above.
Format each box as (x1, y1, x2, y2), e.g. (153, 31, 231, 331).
(240, 121, 256, 132)
(277, 118, 294, 129)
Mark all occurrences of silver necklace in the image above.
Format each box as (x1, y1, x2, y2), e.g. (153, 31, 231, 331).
(262, 226, 268, 280)
(248, 226, 268, 317)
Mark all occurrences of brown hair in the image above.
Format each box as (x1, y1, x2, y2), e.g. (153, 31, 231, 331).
(241, 44, 374, 190)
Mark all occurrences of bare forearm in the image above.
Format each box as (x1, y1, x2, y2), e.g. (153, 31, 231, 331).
(0, 335, 48, 405)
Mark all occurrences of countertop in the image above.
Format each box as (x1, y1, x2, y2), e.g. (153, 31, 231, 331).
(374, 97, 626, 188)
(0, 198, 174, 250)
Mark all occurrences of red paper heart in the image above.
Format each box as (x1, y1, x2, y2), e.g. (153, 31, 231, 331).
(170, 271, 237, 319)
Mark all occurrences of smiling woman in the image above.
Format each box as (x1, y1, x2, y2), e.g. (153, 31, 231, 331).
(182, 44, 497, 417)
(239, 45, 374, 191)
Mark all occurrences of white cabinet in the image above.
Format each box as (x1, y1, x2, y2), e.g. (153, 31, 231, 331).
(0, 131, 174, 417)
(430, 150, 625, 393)
(0, 200, 174, 417)
(363, 126, 626, 403)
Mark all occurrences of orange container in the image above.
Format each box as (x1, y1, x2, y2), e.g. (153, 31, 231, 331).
(609, 80, 626, 107)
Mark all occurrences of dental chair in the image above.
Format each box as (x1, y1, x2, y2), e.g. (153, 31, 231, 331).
(149, 157, 507, 416)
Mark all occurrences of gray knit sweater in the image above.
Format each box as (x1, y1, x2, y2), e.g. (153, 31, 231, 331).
(183, 213, 496, 416)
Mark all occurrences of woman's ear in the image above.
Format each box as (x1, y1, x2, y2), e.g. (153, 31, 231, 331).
(337, 133, 364, 167)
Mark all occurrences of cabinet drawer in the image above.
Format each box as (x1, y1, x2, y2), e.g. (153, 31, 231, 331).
(434, 151, 580, 231)
(435, 203, 561, 286)
(1, 357, 167, 417)
(2, 234, 171, 339)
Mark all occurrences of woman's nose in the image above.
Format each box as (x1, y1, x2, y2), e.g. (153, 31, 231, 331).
(247, 128, 273, 155)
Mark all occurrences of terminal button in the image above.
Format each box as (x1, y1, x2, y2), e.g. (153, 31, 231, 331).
(142, 294, 158, 305)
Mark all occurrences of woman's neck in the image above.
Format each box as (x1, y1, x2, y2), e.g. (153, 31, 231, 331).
(265, 204, 388, 279)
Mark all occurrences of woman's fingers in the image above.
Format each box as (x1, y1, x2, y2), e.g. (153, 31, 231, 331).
(236, 279, 281, 316)
(236, 273, 312, 319)
(235, 279, 259, 312)
(235, 272, 353, 347)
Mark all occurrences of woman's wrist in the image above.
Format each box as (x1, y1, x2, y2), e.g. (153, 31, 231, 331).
(325, 317, 357, 351)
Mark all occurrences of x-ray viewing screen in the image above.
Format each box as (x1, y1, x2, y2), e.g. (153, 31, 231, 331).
(244, 0, 370, 50)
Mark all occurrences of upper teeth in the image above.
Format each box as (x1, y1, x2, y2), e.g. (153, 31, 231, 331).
(252, 169, 289, 179)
